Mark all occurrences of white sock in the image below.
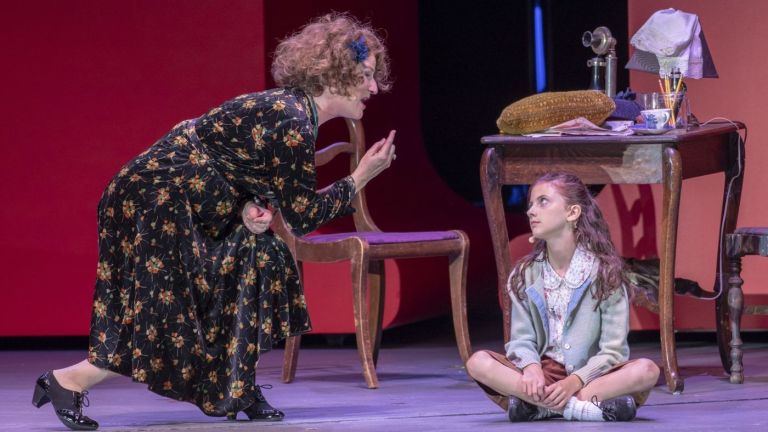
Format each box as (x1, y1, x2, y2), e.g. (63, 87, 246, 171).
(562, 397, 604, 421)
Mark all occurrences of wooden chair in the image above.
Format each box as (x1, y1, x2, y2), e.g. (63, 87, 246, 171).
(273, 118, 471, 389)
(724, 227, 768, 383)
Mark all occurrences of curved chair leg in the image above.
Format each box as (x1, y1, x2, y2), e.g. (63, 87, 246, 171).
(449, 231, 472, 366)
(282, 335, 301, 383)
(368, 260, 386, 367)
(282, 262, 304, 383)
(727, 254, 745, 384)
(351, 246, 378, 388)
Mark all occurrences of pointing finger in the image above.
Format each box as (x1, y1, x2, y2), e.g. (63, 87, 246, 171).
(385, 129, 396, 144)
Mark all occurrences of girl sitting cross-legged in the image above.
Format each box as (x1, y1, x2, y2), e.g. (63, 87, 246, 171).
(466, 172, 660, 422)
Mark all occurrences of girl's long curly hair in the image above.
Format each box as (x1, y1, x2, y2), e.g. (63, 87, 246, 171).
(271, 13, 392, 97)
(508, 172, 627, 305)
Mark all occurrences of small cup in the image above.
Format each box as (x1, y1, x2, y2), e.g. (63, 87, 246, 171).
(638, 92, 689, 128)
(640, 108, 672, 130)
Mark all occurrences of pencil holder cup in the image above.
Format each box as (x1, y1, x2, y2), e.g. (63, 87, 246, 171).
(639, 92, 689, 128)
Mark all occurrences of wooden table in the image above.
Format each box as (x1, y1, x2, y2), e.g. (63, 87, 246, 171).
(479, 123, 745, 393)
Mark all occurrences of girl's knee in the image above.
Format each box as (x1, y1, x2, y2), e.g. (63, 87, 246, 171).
(466, 351, 494, 378)
(634, 358, 661, 384)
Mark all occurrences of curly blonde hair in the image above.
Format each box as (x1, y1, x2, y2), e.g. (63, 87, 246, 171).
(271, 13, 392, 97)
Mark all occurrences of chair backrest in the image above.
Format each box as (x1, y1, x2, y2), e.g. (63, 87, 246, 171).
(272, 118, 379, 250)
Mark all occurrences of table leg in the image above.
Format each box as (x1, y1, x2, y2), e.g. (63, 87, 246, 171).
(480, 148, 513, 342)
(715, 132, 745, 372)
(661, 147, 684, 393)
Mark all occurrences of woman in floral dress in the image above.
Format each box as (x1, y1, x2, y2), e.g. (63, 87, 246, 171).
(32, 13, 396, 430)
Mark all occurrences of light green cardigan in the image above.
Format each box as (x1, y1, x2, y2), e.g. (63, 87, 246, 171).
(504, 259, 630, 385)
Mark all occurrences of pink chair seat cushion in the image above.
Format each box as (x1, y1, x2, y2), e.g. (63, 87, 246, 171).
(305, 231, 458, 245)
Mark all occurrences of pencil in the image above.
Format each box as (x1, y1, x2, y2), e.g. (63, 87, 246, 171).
(671, 73, 685, 127)
(662, 75, 675, 126)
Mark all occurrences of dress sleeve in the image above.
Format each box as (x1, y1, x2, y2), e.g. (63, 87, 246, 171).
(193, 90, 356, 236)
(269, 116, 356, 236)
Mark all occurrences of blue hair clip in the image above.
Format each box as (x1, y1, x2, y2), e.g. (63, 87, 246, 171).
(348, 36, 369, 63)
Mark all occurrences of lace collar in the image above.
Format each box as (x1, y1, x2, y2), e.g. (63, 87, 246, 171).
(542, 246, 596, 291)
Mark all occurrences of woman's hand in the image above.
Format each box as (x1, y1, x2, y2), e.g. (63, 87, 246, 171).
(350, 130, 396, 191)
(541, 375, 583, 410)
(521, 363, 546, 403)
(242, 201, 273, 234)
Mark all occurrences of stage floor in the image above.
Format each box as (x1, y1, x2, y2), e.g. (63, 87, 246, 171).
(3, 329, 767, 431)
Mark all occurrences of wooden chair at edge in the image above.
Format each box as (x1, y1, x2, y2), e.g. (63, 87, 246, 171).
(272, 118, 472, 389)
(724, 228, 768, 384)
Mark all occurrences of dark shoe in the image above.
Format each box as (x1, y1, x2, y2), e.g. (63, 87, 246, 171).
(593, 395, 637, 421)
(226, 384, 284, 421)
(32, 371, 99, 431)
(507, 396, 539, 422)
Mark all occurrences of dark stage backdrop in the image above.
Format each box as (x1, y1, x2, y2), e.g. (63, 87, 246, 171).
(419, 0, 629, 206)
(1, 1, 267, 336)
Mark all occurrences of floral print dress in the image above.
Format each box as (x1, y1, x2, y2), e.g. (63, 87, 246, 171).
(88, 87, 355, 416)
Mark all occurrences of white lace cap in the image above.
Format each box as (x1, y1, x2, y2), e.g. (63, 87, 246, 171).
(625, 8, 718, 79)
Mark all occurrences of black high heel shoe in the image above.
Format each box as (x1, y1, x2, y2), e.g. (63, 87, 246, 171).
(32, 371, 99, 431)
(226, 384, 284, 421)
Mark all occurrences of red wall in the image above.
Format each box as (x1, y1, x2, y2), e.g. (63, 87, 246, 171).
(616, 1, 768, 330)
(1, 0, 499, 337)
(1, 1, 266, 336)
(8, 1, 760, 337)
